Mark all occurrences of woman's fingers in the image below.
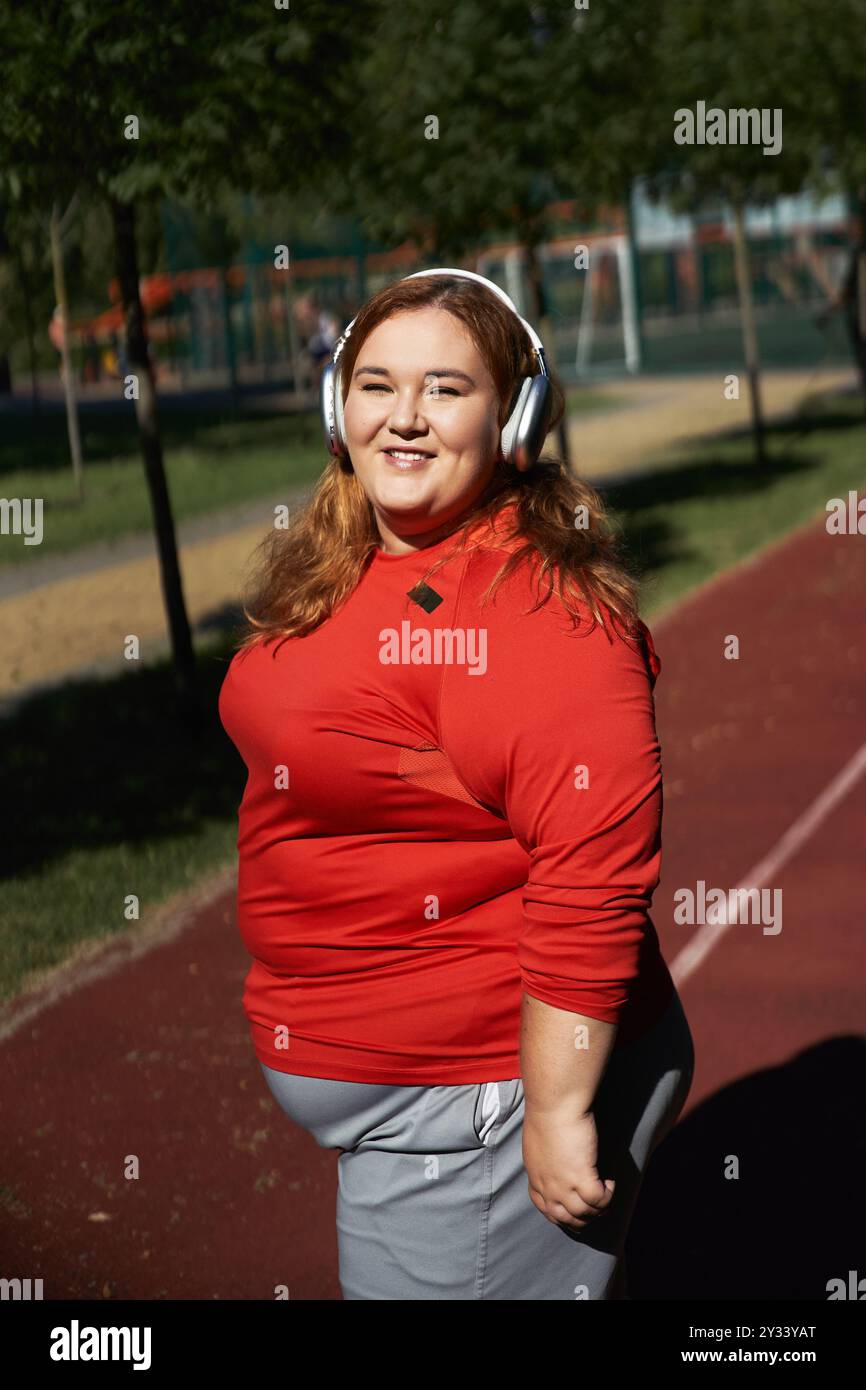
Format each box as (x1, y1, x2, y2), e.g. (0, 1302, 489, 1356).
(528, 1175, 616, 1228)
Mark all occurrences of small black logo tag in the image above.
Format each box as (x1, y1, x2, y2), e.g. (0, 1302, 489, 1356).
(407, 582, 443, 613)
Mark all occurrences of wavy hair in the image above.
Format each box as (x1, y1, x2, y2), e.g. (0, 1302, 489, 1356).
(233, 272, 644, 655)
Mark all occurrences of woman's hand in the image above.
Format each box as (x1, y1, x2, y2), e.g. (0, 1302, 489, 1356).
(522, 1107, 616, 1231)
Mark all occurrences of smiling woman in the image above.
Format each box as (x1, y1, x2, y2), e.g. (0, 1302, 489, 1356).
(341, 306, 507, 553)
(218, 269, 694, 1301)
(234, 271, 645, 644)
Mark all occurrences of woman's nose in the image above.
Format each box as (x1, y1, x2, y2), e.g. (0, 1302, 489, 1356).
(387, 389, 427, 433)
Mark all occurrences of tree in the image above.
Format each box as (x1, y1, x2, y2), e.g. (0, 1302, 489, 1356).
(328, 1, 698, 475)
(0, 0, 375, 725)
(773, 0, 866, 405)
(329, 0, 589, 467)
(632, 0, 816, 464)
(49, 195, 85, 500)
(0, 195, 52, 413)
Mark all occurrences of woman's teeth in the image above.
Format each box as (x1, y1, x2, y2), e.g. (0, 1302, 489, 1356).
(383, 450, 434, 468)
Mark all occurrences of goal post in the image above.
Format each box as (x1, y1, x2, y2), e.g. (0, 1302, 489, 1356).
(576, 232, 640, 378)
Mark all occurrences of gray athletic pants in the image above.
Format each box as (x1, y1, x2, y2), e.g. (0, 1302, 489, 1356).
(260, 987, 694, 1300)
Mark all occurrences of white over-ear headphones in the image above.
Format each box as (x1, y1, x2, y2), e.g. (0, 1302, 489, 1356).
(320, 267, 553, 473)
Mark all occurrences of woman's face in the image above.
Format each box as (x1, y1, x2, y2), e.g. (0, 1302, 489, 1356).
(342, 307, 503, 551)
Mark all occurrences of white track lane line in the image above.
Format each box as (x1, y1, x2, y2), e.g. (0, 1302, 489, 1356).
(670, 740, 866, 986)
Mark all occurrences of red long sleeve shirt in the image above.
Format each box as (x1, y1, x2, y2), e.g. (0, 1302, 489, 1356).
(218, 510, 674, 1084)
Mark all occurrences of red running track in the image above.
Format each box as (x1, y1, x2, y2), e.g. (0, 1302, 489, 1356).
(2, 507, 864, 1300)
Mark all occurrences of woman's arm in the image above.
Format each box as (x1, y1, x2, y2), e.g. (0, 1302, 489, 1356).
(442, 561, 664, 1040)
(440, 559, 664, 1227)
(519, 994, 621, 1229)
(520, 993, 617, 1118)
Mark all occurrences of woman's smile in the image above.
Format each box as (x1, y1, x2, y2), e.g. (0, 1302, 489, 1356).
(381, 447, 437, 469)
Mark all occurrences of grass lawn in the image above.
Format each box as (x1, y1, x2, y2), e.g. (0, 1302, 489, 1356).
(604, 391, 866, 620)
(2, 388, 864, 1003)
(0, 388, 622, 567)
(0, 406, 324, 567)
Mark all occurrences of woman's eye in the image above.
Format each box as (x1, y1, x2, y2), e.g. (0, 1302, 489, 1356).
(360, 384, 460, 396)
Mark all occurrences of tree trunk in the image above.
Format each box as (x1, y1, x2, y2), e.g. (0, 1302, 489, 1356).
(844, 183, 866, 407)
(855, 243, 866, 403)
(50, 202, 85, 498)
(730, 196, 767, 466)
(15, 245, 41, 415)
(622, 178, 644, 373)
(110, 195, 200, 727)
(522, 232, 572, 471)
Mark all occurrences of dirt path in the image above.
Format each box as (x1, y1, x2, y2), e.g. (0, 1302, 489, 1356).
(568, 365, 857, 483)
(1, 501, 863, 1298)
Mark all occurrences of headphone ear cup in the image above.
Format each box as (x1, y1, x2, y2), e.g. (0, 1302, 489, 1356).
(333, 364, 347, 453)
(500, 377, 533, 466)
(320, 359, 338, 456)
(508, 374, 553, 472)
(320, 360, 347, 457)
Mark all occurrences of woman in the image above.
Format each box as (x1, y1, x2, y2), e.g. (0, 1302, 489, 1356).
(218, 269, 695, 1301)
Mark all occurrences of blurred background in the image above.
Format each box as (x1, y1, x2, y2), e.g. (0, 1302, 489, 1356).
(1, 0, 864, 1301)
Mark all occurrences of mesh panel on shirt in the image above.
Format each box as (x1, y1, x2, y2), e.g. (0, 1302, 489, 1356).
(397, 743, 488, 809)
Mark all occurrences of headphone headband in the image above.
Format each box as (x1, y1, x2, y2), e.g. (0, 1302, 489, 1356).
(332, 266, 549, 376)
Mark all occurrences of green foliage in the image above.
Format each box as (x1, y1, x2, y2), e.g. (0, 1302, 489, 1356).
(641, 0, 866, 211)
(0, 0, 378, 382)
(336, 0, 669, 257)
(0, 0, 377, 212)
(3, 0, 866, 370)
